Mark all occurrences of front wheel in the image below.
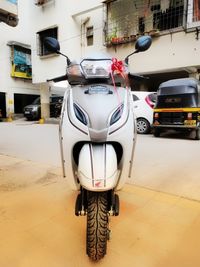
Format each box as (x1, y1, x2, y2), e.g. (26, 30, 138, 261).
(86, 192, 109, 261)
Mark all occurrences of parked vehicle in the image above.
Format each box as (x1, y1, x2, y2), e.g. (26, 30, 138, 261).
(24, 97, 40, 120)
(44, 35, 152, 261)
(131, 91, 157, 134)
(24, 95, 63, 120)
(153, 78, 200, 140)
(50, 95, 63, 118)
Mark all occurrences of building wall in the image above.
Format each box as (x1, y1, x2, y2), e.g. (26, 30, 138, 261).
(31, 0, 104, 84)
(0, 0, 39, 117)
(108, 30, 200, 75)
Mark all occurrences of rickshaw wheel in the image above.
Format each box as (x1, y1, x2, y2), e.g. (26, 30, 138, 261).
(154, 128, 160, 137)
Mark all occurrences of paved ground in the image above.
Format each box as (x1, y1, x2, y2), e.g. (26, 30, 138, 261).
(1, 120, 200, 266)
(132, 131, 200, 201)
(0, 154, 200, 267)
(0, 121, 200, 200)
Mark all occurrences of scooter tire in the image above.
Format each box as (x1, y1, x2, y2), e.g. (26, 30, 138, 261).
(86, 192, 108, 261)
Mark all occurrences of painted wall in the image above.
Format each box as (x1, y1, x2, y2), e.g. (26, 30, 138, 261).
(107, 30, 200, 75)
(31, 0, 104, 83)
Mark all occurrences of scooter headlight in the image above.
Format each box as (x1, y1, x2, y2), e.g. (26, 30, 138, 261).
(73, 103, 88, 125)
(110, 104, 124, 126)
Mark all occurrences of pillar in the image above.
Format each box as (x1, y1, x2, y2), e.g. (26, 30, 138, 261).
(40, 83, 50, 120)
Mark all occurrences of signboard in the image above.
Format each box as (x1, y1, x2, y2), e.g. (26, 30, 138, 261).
(7, 0, 17, 4)
(11, 46, 32, 79)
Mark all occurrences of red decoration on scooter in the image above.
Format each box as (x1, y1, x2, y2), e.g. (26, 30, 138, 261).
(111, 58, 124, 74)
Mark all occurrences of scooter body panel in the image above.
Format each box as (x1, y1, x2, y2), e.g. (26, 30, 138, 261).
(78, 143, 119, 191)
(59, 85, 136, 191)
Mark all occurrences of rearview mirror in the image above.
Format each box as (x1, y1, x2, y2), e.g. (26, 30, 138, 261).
(125, 35, 152, 64)
(44, 37, 60, 53)
(43, 37, 71, 66)
(135, 35, 152, 52)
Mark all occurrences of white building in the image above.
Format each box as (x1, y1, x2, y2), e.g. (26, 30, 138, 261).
(0, 0, 39, 119)
(1, 0, 200, 119)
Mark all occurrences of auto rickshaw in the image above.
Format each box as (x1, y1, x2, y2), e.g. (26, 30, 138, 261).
(153, 78, 200, 140)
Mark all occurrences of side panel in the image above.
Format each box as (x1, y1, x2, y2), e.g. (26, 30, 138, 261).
(59, 89, 90, 191)
(107, 91, 136, 190)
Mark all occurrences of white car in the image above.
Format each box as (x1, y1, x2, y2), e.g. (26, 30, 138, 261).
(131, 91, 157, 134)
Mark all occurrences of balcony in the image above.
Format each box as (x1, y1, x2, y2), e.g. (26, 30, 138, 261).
(104, 0, 186, 47)
(0, 0, 18, 27)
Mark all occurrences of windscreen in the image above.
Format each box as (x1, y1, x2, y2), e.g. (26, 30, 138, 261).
(81, 59, 112, 79)
(156, 94, 198, 108)
(156, 85, 199, 108)
(32, 97, 40, 105)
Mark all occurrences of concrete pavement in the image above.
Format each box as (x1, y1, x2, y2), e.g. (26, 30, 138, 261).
(0, 154, 200, 267)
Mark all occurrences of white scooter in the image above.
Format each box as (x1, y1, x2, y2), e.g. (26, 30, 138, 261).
(44, 36, 152, 261)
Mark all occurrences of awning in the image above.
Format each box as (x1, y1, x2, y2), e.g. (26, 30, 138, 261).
(7, 41, 31, 50)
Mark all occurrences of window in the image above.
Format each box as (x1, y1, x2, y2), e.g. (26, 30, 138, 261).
(10, 45, 32, 79)
(37, 27, 58, 56)
(105, 0, 185, 46)
(86, 26, 94, 46)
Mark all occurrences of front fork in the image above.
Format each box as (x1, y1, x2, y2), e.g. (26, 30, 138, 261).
(75, 187, 119, 216)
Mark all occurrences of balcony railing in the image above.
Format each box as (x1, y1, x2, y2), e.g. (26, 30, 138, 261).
(104, 0, 187, 46)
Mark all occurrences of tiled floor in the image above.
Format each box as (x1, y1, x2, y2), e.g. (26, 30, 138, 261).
(0, 155, 200, 267)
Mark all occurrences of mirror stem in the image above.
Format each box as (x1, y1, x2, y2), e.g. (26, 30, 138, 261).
(57, 51, 71, 66)
(125, 50, 138, 64)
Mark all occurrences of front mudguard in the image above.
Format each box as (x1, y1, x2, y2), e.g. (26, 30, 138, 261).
(78, 144, 119, 191)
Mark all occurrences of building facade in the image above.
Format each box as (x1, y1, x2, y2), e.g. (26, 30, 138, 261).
(0, 0, 39, 119)
(31, 0, 200, 92)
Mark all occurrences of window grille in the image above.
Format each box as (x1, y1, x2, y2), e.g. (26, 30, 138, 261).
(86, 26, 94, 46)
(104, 0, 185, 46)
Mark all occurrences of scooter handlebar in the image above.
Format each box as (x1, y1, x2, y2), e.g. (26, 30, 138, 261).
(128, 73, 149, 81)
(47, 74, 68, 82)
